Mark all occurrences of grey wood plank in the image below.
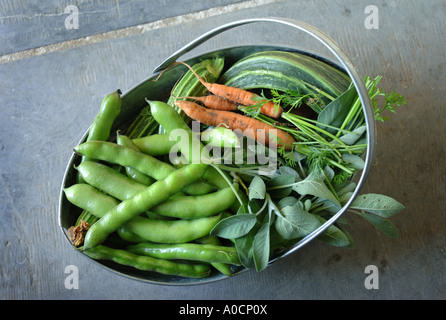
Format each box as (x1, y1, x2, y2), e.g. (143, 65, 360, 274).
(0, 0, 445, 300)
(0, 0, 247, 55)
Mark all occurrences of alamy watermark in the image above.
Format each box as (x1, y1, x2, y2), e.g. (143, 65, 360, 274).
(63, 263, 381, 290)
(364, 264, 379, 289)
(64, 264, 79, 289)
(168, 121, 279, 176)
(364, 5, 379, 30)
(63, 4, 379, 31)
(64, 5, 79, 30)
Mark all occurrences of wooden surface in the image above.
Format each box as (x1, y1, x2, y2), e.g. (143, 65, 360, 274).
(1, 0, 445, 300)
(0, 0, 247, 55)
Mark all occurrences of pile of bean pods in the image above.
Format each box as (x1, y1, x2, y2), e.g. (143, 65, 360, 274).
(64, 91, 244, 279)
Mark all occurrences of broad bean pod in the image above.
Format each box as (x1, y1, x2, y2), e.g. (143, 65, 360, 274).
(87, 90, 122, 141)
(116, 227, 146, 243)
(120, 214, 222, 244)
(74, 141, 174, 181)
(64, 183, 119, 219)
(116, 132, 155, 185)
(149, 100, 202, 164)
(76, 161, 147, 201)
(77, 90, 121, 183)
(131, 133, 176, 156)
(201, 126, 240, 148)
(84, 245, 211, 278)
(127, 242, 241, 266)
(195, 235, 232, 276)
(133, 128, 240, 155)
(151, 185, 238, 219)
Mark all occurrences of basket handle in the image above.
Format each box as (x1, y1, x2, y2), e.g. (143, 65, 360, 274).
(154, 17, 346, 74)
(153, 17, 377, 257)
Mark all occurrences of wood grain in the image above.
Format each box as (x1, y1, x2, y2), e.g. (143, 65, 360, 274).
(0, 0, 250, 56)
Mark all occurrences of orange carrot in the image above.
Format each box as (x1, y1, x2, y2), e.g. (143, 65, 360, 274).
(174, 94, 238, 111)
(176, 61, 283, 118)
(175, 100, 295, 150)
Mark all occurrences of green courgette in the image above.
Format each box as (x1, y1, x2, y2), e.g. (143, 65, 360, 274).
(220, 51, 351, 103)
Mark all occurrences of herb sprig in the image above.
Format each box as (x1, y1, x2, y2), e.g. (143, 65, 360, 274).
(211, 168, 404, 271)
(211, 75, 406, 271)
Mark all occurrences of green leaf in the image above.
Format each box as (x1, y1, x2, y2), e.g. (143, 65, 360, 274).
(248, 176, 266, 201)
(293, 180, 340, 206)
(315, 216, 351, 247)
(266, 174, 295, 198)
(234, 232, 255, 268)
(304, 166, 335, 183)
(339, 191, 354, 206)
(247, 198, 267, 215)
(210, 214, 257, 239)
(304, 199, 312, 212)
(335, 182, 357, 197)
(279, 166, 302, 181)
(323, 165, 335, 182)
(342, 154, 365, 171)
(277, 196, 299, 208)
(253, 220, 271, 272)
(359, 212, 399, 238)
(317, 85, 358, 133)
(274, 205, 322, 240)
(316, 199, 341, 214)
(338, 125, 366, 145)
(350, 193, 405, 218)
(304, 169, 325, 183)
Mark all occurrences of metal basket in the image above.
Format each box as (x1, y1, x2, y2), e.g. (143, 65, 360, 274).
(59, 18, 376, 285)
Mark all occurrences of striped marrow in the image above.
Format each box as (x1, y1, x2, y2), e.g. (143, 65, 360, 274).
(220, 51, 351, 102)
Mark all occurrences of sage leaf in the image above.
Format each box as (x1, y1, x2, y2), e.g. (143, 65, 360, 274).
(350, 193, 405, 218)
(359, 212, 399, 238)
(234, 232, 255, 268)
(248, 176, 266, 200)
(338, 125, 366, 145)
(355, 135, 367, 147)
(277, 196, 299, 208)
(266, 174, 295, 198)
(279, 166, 302, 181)
(275, 205, 322, 240)
(304, 166, 334, 183)
(253, 221, 270, 272)
(339, 191, 354, 206)
(324, 165, 335, 182)
(210, 214, 257, 239)
(304, 199, 312, 212)
(317, 85, 358, 133)
(316, 199, 341, 214)
(247, 198, 267, 215)
(305, 169, 325, 183)
(336, 182, 357, 197)
(315, 216, 351, 247)
(342, 154, 365, 171)
(293, 180, 340, 206)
